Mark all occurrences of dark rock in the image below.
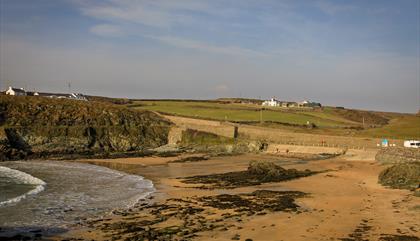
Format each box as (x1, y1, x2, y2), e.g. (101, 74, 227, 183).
(181, 160, 318, 189)
(231, 234, 240, 240)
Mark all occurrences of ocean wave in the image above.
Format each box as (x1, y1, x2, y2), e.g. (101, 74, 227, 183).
(0, 166, 46, 207)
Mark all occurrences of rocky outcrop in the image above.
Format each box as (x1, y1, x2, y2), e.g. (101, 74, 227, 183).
(0, 96, 172, 160)
(378, 162, 420, 190)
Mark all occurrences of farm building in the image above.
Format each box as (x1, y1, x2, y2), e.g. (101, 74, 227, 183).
(262, 98, 322, 108)
(262, 98, 280, 107)
(5, 87, 27, 96)
(299, 100, 322, 108)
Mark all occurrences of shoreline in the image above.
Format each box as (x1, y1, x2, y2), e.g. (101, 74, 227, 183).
(1, 150, 419, 240)
(61, 150, 419, 240)
(0, 160, 157, 240)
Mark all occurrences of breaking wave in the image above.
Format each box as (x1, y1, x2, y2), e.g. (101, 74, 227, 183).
(0, 166, 46, 207)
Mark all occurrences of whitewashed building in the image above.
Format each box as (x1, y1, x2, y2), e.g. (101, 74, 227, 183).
(262, 98, 280, 107)
(69, 93, 88, 101)
(5, 87, 27, 96)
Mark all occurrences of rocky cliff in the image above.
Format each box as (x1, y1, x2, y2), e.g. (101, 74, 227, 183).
(0, 95, 172, 160)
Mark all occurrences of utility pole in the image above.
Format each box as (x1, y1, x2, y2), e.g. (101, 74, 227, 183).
(68, 82, 71, 93)
(362, 116, 365, 129)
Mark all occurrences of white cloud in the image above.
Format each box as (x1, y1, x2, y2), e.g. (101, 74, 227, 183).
(90, 24, 124, 37)
(149, 35, 269, 57)
(80, 0, 211, 27)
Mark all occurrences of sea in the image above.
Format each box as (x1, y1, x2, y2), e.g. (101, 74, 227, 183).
(0, 161, 154, 230)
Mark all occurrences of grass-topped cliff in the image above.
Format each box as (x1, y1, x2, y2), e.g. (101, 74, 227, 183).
(0, 95, 172, 160)
(127, 100, 420, 139)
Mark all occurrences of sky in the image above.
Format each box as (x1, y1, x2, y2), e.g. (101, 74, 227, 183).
(0, 0, 419, 113)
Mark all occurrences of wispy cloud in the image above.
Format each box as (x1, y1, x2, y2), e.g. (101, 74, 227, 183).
(78, 0, 272, 57)
(90, 24, 124, 37)
(80, 0, 212, 27)
(1, 0, 418, 112)
(149, 35, 269, 57)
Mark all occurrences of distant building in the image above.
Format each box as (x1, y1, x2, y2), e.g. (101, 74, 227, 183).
(5, 86, 27, 96)
(262, 98, 322, 108)
(280, 101, 298, 108)
(299, 100, 322, 108)
(69, 93, 88, 101)
(39, 92, 69, 99)
(262, 98, 280, 107)
(33, 92, 86, 101)
(27, 91, 39, 96)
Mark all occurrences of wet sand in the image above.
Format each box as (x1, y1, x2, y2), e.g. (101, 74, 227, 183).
(60, 151, 419, 241)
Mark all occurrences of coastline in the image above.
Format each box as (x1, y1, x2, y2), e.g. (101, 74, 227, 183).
(56, 150, 420, 241)
(0, 160, 156, 240)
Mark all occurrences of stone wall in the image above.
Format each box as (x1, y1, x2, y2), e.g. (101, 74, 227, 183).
(164, 115, 403, 150)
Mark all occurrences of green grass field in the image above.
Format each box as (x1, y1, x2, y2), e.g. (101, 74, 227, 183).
(129, 101, 353, 127)
(358, 116, 420, 139)
(127, 100, 420, 139)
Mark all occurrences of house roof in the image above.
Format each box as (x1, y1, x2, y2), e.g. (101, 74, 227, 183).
(9, 87, 26, 93)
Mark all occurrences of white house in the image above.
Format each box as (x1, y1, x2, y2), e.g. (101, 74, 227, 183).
(69, 93, 88, 101)
(262, 98, 280, 107)
(5, 86, 27, 96)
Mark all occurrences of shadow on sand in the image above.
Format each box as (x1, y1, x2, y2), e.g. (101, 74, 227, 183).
(0, 226, 68, 241)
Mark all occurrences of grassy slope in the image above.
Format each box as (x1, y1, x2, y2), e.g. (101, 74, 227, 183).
(358, 115, 420, 139)
(130, 101, 353, 127)
(127, 100, 420, 139)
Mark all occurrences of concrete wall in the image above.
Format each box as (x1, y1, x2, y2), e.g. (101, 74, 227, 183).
(164, 115, 402, 150)
(164, 115, 236, 139)
(237, 124, 398, 149)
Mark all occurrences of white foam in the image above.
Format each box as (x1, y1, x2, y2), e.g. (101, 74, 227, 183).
(0, 166, 46, 207)
(0, 161, 156, 227)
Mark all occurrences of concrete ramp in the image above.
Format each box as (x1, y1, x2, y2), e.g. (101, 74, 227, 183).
(164, 115, 236, 139)
(266, 144, 344, 155)
(167, 126, 185, 145)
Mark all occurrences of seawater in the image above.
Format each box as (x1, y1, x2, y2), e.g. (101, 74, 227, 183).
(0, 161, 154, 228)
(0, 166, 46, 207)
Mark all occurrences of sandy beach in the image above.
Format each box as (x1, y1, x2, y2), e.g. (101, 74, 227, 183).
(53, 149, 420, 241)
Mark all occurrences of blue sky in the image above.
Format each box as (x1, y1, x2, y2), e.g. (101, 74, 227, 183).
(0, 0, 419, 112)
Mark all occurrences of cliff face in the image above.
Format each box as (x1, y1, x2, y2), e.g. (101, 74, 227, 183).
(0, 96, 172, 160)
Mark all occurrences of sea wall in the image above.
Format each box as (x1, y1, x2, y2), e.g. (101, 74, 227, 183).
(375, 147, 420, 164)
(164, 115, 398, 149)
